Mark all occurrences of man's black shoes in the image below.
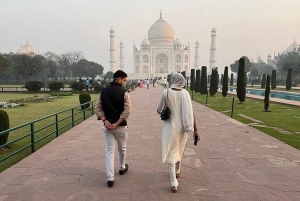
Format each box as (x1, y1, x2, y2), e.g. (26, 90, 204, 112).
(119, 164, 129, 175)
(107, 180, 114, 188)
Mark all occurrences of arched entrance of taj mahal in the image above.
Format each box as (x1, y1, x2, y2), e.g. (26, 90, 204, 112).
(155, 54, 168, 73)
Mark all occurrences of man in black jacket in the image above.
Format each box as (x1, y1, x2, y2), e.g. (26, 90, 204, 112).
(95, 70, 131, 188)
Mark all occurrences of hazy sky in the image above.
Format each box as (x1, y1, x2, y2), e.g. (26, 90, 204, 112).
(1, 0, 300, 74)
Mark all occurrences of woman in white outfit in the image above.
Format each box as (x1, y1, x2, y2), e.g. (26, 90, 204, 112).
(157, 73, 200, 193)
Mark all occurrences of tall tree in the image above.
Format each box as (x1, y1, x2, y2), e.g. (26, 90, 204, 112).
(252, 57, 275, 76)
(59, 51, 83, 79)
(222, 66, 228, 98)
(0, 54, 9, 77)
(200, 66, 207, 94)
(195, 69, 200, 92)
(230, 56, 252, 73)
(271, 70, 276, 89)
(220, 74, 223, 85)
(44, 52, 60, 80)
(190, 69, 195, 91)
(237, 57, 246, 103)
(230, 73, 233, 86)
(11, 54, 46, 81)
(209, 67, 218, 97)
(261, 74, 266, 88)
(264, 75, 270, 112)
(75, 59, 104, 79)
(105, 71, 114, 81)
(249, 67, 259, 79)
(275, 49, 300, 81)
(286, 68, 292, 90)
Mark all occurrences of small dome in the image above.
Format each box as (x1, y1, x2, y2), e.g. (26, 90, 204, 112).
(141, 38, 150, 46)
(174, 37, 182, 46)
(16, 41, 37, 55)
(212, 27, 217, 32)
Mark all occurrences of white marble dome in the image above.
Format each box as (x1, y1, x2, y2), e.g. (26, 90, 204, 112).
(174, 37, 182, 46)
(148, 16, 174, 46)
(141, 38, 150, 46)
(16, 41, 37, 55)
(285, 40, 299, 53)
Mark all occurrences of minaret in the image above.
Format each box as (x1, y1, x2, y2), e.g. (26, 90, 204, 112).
(209, 27, 217, 73)
(109, 27, 116, 72)
(194, 40, 200, 70)
(119, 41, 124, 71)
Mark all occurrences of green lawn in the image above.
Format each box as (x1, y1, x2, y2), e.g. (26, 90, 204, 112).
(189, 90, 300, 150)
(0, 92, 99, 172)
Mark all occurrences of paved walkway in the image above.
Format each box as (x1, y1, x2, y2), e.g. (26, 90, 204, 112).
(1, 85, 300, 201)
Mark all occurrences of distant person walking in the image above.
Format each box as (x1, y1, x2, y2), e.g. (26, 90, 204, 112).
(95, 70, 131, 188)
(146, 79, 150, 89)
(85, 79, 90, 91)
(153, 78, 156, 87)
(139, 79, 144, 88)
(157, 73, 200, 193)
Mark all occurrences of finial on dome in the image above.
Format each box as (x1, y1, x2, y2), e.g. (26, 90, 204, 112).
(160, 10, 162, 18)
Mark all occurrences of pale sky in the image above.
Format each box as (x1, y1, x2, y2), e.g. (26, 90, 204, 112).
(1, 0, 299, 74)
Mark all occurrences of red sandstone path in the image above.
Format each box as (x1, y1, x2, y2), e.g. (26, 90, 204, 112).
(0, 85, 300, 201)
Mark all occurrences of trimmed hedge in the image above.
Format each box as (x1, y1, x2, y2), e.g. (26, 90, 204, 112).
(70, 81, 85, 91)
(92, 82, 104, 93)
(48, 81, 64, 91)
(237, 57, 246, 103)
(190, 69, 195, 91)
(264, 75, 270, 112)
(79, 93, 91, 110)
(0, 110, 9, 146)
(286, 68, 292, 90)
(200, 66, 208, 94)
(24, 81, 45, 92)
(222, 66, 228, 98)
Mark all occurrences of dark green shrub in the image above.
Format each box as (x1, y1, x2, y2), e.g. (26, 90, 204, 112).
(244, 72, 248, 86)
(92, 82, 103, 93)
(190, 69, 195, 91)
(24, 81, 45, 92)
(70, 81, 84, 91)
(0, 110, 9, 146)
(209, 68, 218, 97)
(261, 74, 266, 88)
(200, 66, 208, 94)
(222, 67, 228, 98)
(264, 75, 270, 112)
(48, 81, 64, 91)
(237, 57, 246, 103)
(271, 70, 276, 89)
(79, 93, 91, 110)
(230, 73, 233, 86)
(181, 71, 186, 88)
(49, 92, 73, 96)
(220, 74, 223, 85)
(195, 69, 200, 92)
(286, 68, 292, 90)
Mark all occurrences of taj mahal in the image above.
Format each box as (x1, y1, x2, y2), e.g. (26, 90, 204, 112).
(109, 12, 217, 79)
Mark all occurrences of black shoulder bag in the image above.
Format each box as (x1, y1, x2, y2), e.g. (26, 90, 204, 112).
(160, 89, 171, 120)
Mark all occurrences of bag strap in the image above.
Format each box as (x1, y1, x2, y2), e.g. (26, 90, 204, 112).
(165, 88, 169, 106)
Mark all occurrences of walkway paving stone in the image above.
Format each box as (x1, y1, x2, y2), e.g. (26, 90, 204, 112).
(1, 85, 300, 200)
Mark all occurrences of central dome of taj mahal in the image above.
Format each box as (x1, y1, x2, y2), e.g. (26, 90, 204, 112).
(148, 14, 174, 46)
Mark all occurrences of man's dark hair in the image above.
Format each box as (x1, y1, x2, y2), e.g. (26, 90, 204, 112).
(113, 70, 127, 79)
